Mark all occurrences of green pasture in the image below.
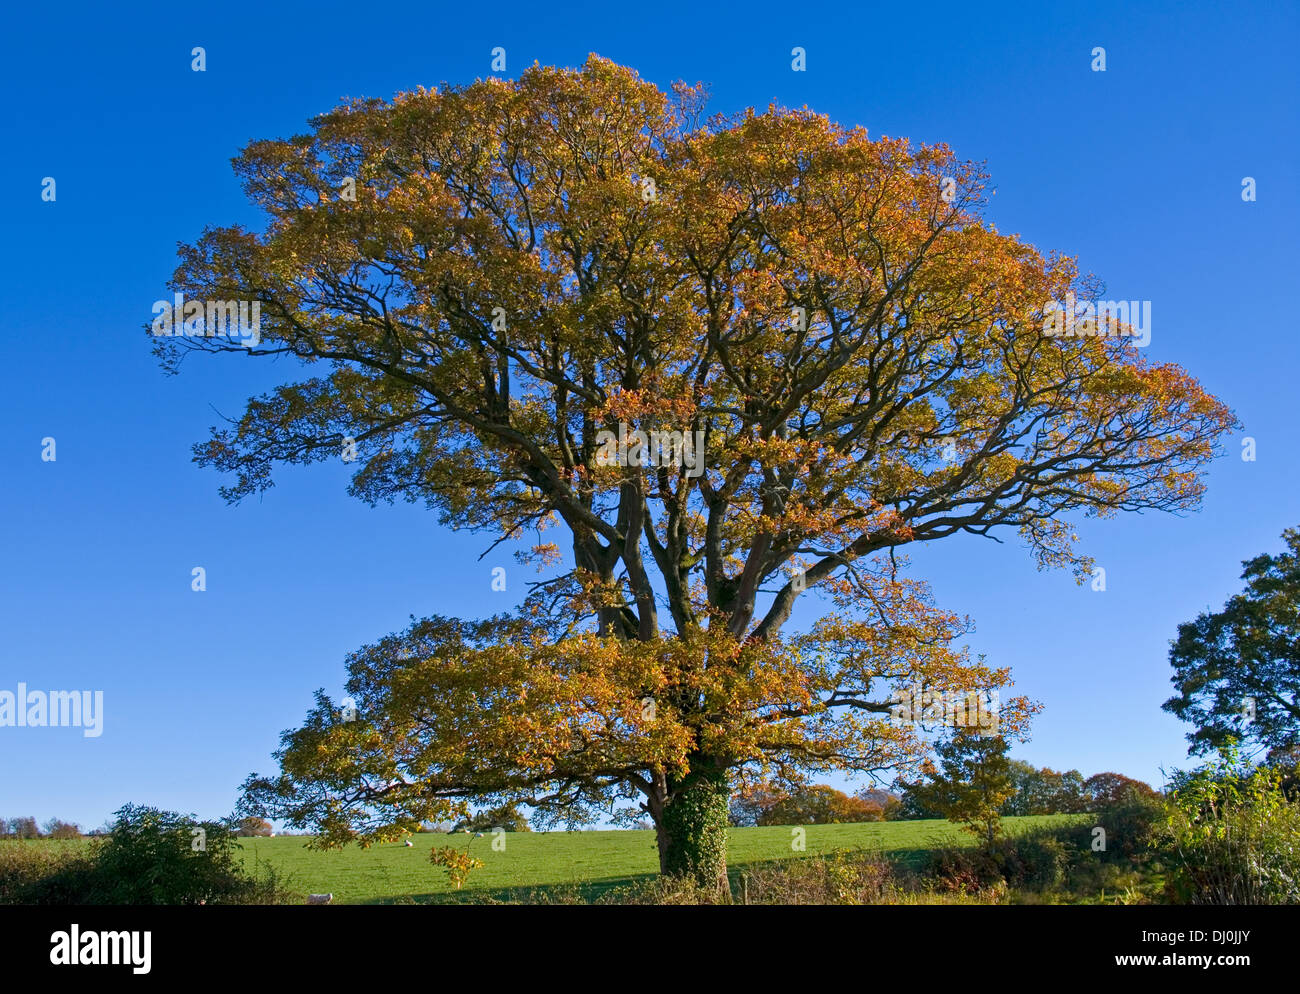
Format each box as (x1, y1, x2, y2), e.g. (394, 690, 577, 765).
(235, 815, 1082, 903)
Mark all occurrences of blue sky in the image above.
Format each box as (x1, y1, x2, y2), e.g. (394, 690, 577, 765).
(2, 0, 1297, 829)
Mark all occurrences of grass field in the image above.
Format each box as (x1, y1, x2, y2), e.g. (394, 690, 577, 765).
(235, 815, 1082, 904)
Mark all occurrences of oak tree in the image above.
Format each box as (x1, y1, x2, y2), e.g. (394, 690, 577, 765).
(154, 56, 1235, 892)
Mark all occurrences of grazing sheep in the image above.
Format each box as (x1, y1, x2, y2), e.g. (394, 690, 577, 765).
(307, 893, 333, 905)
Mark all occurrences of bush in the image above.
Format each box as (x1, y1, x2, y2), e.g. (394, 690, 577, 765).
(1161, 753, 1300, 905)
(90, 804, 277, 905)
(0, 842, 96, 904)
(999, 832, 1070, 890)
(738, 850, 899, 905)
(600, 850, 907, 905)
(1093, 789, 1165, 861)
(1, 805, 299, 905)
(600, 874, 734, 905)
(921, 804, 1160, 900)
(922, 845, 1003, 894)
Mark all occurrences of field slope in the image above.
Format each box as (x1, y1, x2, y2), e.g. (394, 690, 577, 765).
(236, 815, 1081, 904)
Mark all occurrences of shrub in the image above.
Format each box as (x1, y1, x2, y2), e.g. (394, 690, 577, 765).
(0, 842, 96, 904)
(1092, 789, 1165, 861)
(600, 850, 905, 905)
(923, 832, 1070, 895)
(920, 809, 1156, 900)
(600, 874, 733, 905)
(998, 832, 1070, 890)
(738, 850, 899, 905)
(1161, 752, 1300, 905)
(922, 845, 1003, 893)
(1, 804, 300, 906)
(90, 804, 282, 905)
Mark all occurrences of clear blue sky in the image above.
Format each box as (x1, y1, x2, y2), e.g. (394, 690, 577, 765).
(2, 0, 1297, 829)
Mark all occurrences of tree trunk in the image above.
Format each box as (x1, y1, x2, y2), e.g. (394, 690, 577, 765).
(656, 762, 731, 898)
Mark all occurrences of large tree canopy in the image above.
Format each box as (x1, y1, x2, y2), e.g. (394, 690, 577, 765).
(154, 56, 1235, 889)
(1164, 528, 1300, 758)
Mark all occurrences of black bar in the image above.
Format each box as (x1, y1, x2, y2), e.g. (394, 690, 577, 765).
(0, 905, 1287, 981)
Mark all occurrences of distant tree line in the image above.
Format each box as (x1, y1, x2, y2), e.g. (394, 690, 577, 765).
(897, 761, 1160, 819)
(729, 785, 901, 826)
(0, 817, 82, 839)
(2, 815, 282, 840)
(727, 762, 1162, 828)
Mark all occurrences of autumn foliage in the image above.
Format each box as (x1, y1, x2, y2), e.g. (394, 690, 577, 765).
(155, 56, 1236, 890)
